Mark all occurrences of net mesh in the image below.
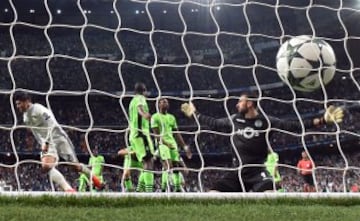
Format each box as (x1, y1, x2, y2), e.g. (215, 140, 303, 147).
(0, 0, 360, 192)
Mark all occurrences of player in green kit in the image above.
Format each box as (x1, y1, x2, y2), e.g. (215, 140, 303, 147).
(265, 149, 283, 191)
(128, 82, 155, 192)
(151, 98, 192, 192)
(88, 147, 105, 191)
(118, 146, 144, 192)
(78, 173, 89, 192)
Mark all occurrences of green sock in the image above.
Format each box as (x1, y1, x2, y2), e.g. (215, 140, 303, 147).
(172, 172, 181, 192)
(161, 171, 168, 192)
(136, 172, 145, 192)
(124, 178, 133, 192)
(143, 171, 154, 192)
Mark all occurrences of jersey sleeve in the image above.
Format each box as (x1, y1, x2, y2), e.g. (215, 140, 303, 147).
(34, 104, 58, 144)
(268, 116, 314, 132)
(171, 114, 178, 130)
(137, 96, 146, 107)
(197, 113, 232, 130)
(33, 104, 52, 126)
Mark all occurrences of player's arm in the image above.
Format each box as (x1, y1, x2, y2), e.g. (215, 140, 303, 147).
(270, 105, 344, 131)
(117, 148, 135, 157)
(179, 157, 189, 175)
(34, 104, 56, 153)
(181, 102, 232, 130)
(173, 128, 192, 159)
(150, 114, 167, 148)
(138, 105, 151, 121)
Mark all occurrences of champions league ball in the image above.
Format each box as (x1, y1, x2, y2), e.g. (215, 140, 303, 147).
(276, 35, 336, 92)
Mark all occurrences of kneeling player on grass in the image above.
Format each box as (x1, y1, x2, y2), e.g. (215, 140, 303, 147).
(151, 98, 192, 192)
(14, 92, 105, 192)
(118, 146, 144, 192)
(181, 93, 344, 192)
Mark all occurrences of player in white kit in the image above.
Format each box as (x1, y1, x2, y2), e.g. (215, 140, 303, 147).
(14, 92, 104, 192)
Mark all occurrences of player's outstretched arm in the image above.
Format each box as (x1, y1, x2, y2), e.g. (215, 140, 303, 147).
(181, 102, 232, 129)
(270, 105, 344, 131)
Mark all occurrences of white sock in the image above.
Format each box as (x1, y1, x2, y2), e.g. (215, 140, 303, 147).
(49, 167, 72, 191)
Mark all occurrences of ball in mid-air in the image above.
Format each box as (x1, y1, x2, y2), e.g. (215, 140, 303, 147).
(276, 35, 336, 92)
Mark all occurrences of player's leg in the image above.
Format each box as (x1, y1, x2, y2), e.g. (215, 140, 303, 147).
(122, 155, 134, 192)
(133, 159, 145, 192)
(306, 174, 316, 192)
(209, 171, 244, 192)
(57, 137, 104, 190)
(41, 148, 74, 192)
(78, 173, 89, 192)
(170, 149, 181, 192)
(159, 144, 172, 192)
(132, 135, 155, 192)
(248, 169, 274, 192)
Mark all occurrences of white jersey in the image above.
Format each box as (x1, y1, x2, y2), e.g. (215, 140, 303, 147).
(23, 103, 66, 145)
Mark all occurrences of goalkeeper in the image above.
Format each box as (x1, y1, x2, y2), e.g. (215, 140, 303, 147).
(181, 93, 344, 192)
(151, 98, 192, 192)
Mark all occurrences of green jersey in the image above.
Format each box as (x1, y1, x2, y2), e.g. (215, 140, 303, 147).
(129, 94, 150, 139)
(265, 152, 281, 182)
(151, 112, 178, 147)
(89, 155, 105, 176)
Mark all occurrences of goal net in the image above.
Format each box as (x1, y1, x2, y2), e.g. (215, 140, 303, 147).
(1, 0, 360, 193)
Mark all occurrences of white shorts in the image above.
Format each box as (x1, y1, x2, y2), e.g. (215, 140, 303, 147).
(41, 136, 79, 163)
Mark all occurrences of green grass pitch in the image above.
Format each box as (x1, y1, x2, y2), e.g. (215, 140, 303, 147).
(1, 195, 360, 221)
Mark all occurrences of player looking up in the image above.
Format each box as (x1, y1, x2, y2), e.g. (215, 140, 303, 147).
(151, 98, 192, 192)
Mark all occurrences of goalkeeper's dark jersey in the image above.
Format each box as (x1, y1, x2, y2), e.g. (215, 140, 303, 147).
(197, 112, 314, 167)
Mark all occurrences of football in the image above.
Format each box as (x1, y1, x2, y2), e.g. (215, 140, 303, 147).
(276, 35, 336, 92)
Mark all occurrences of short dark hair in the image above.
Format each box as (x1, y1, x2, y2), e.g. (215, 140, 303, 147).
(134, 82, 146, 94)
(242, 91, 258, 108)
(14, 91, 31, 102)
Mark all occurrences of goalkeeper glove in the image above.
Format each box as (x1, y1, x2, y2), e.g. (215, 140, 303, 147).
(181, 102, 196, 117)
(324, 105, 344, 124)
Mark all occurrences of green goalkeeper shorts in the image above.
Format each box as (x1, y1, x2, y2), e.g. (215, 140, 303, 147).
(130, 135, 154, 162)
(159, 144, 180, 162)
(124, 154, 143, 169)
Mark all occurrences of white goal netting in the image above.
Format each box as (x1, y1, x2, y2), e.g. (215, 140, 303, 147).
(1, 0, 360, 193)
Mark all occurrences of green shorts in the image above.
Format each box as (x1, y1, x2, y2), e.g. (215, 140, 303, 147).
(130, 135, 154, 162)
(123, 154, 143, 169)
(159, 144, 180, 162)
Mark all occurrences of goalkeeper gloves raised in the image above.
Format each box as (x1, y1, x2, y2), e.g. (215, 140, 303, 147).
(181, 102, 196, 117)
(324, 105, 344, 124)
